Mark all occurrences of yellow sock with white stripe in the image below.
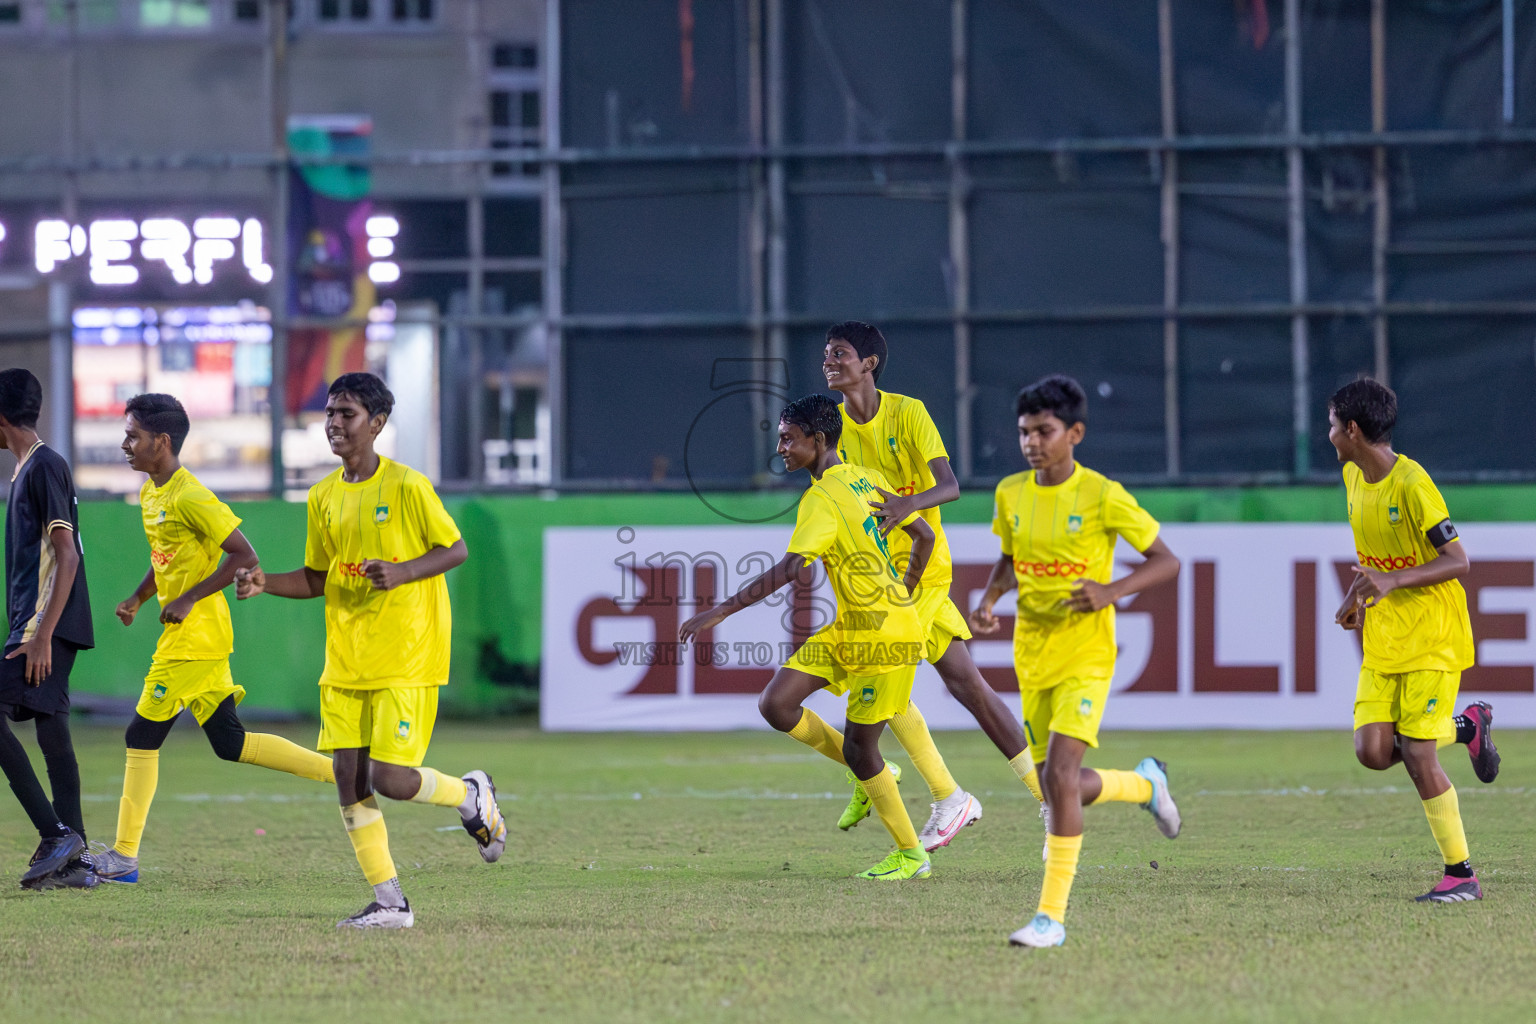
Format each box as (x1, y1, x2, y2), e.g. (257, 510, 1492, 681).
(861, 766, 920, 851)
(114, 749, 159, 858)
(786, 708, 849, 767)
(1037, 833, 1083, 923)
(888, 702, 958, 801)
(1422, 787, 1471, 866)
(1089, 768, 1153, 805)
(1009, 752, 1044, 803)
(408, 766, 470, 809)
(341, 797, 397, 885)
(239, 733, 336, 784)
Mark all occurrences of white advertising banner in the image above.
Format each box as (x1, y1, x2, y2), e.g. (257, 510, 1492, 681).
(541, 523, 1536, 732)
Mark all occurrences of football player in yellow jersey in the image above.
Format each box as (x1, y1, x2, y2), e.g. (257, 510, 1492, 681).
(969, 376, 1182, 948)
(680, 394, 936, 881)
(1328, 379, 1496, 904)
(90, 394, 339, 885)
(822, 321, 1045, 849)
(235, 373, 506, 929)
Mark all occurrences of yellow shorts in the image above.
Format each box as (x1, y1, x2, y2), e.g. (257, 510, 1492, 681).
(136, 660, 246, 726)
(1353, 667, 1459, 742)
(1020, 676, 1111, 764)
(782, 642, 917, 725)
(918, 588, 973, 664)
(317, 684, 440, 767)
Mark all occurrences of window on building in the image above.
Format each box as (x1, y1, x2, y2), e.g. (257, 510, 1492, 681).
(0, 3, 22, 24)
(46, 0, 120, 28)
(389, 0, 429, 21)
(232, 0, 258, 19)
(489, 41, 541, 183)
(139, 0, 211, 28)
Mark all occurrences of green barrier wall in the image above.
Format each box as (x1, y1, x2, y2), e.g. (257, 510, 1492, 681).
(31, 484, 1536, 717)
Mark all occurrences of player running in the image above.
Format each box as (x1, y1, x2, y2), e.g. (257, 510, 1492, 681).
(235, 372, 506, 929)
(89, 394, 338, 885)
(969, 376, 1182, 948)
(819, 321, 1047, 848)
(1329, 378, 1495, 903)
(0, 368, 95, 890)
(680, 394, 935, 881)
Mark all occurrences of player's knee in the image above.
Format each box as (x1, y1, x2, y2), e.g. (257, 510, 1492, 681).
(757, 689, 798, 732)
(1353, 733, 1392, 770)
(370, 762, 418, 801)
(125, 715, 169, 751)
(205, 721, 247, 761)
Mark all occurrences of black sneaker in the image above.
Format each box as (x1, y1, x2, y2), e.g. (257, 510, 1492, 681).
(1462, 702, 1500, 784)
(1415, 874, 1482, 903)
(20, 830, 85, 890)
(32, 855, 98, 891)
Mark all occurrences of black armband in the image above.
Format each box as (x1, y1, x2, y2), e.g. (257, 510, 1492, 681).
(1426, 518, 1458, 548)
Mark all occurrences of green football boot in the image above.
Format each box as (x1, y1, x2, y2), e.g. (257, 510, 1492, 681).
(837, 761, 902, 830)
(854, 847, 931, 881)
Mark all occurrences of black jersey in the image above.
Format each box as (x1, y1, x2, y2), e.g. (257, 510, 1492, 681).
(5, 442, 92, 650)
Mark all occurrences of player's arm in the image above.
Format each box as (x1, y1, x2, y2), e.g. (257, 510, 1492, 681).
(898, 516, 934, 596)
(968, 554, 1015, 635)
(116, 566, 158, 626)
(360, 538, 468, 592)
(5, 525, 79, 685)
(678, 552, 810, 642)
(870, 457, 960, 536)
(1063, 535, 1180, 613)
(1352, 533, 1469, 608)
(160, 528, 260, 625)
(237, 565, 327, 600)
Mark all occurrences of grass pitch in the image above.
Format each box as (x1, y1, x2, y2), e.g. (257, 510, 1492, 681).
(1, 722, 1532, 1024)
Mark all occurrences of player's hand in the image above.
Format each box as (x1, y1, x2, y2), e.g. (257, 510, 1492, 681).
(115, 597, 141, 626)
(868, 487, 916, 536)
(159, 594, 195, 625)
(678, 606, 727, 643)
(1062, 579, 1115, 613)
(1336, 600, 1364, 631)
(361, 559, 410, 591)
(5, 633, 51, 686)
(1350, 565, 1395, 608)
(235, 566, 265, 599)
(968, 601, 1002, 635)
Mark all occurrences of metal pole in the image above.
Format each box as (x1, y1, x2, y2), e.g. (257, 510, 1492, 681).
(1371, 0, 1390, 384)
(467, 0, 486, 484)
(1285, 0, 1310, 478)
(747, 0, 770, 480)
(1503, 0, 1515, 124)
(949, 0, 973, 482)
(267, 0, 290, 498)
(52, 0, 80, 463)
(542, 0, 565, 486)
(766, 0, 787, 376)
(1158, 0, 1180, 478)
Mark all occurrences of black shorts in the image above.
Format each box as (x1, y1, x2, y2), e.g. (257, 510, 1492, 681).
(0, 638, 79, 721)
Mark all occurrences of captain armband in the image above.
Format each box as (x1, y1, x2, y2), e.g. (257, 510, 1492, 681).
(1425, 518, 1459, 548)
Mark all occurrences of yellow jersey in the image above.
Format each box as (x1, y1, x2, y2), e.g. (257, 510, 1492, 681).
(305, 457, 462, 690)
(787, 462, 925, 676)
(991, 463, 1161, 688)
(1344, 455, 1474, 674)
(139, 467, 242, 662)
(836, 391, 953, 591)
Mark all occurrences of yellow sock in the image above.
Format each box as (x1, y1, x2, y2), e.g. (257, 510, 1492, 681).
(114, 749, 159, 858)
(239, 733, 336, 784)
(787, 708, 848, 767)
(888, 702, 958, 801)
(1037, 833, 1083, 923)
(1009, 752, 1044, 803)
(408, 766, 470, 808)
(861, 766, 920, 851)
(1089, 768, 1153, 806)
(341, 798, 397, 885)
(1422, 787, 1471, 866)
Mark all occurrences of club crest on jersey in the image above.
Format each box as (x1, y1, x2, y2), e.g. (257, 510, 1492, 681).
(1425, 698, 1437, 716)
(860, 686, 876, 707)
(1067, 514, 1083, 533)
(151, 683, 167, 703)
(886, 436, 898, 453)
(374, 505, 391, 525)
(395, 719, 411, 740)
(1388, 505, 1401, 525)
(156, 509, 166, 524)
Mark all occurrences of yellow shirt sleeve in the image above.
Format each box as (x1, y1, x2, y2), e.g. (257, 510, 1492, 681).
(403, 471, 463, 551)
(991, 480, 1014, 556)
(304, 485, 331, 572)
(1404, 467, 1453, 546)
(1103, 480, 1161, 552)
(902, 397, 949, 463)
(787, 489, 838, 566)
(176, 483, 242, 548)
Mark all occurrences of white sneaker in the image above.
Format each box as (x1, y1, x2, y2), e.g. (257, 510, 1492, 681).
(461, 770, 508, 863)
(1039, 802, 1051, 862)
(337, 900, 414, 929)
(1009, 912, 1066, 948)
(918, 789, 982, 851)
(1134, 757, 1181, 839)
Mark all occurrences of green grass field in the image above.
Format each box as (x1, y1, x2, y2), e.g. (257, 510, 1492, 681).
(1, 721, 1532, 1023)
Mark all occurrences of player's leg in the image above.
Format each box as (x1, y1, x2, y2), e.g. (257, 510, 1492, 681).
(0, 707, 84, 887)
(197, 693, 335, 784)
(845, 668, 929, 880)
(1452, 701, 1499, 783)
(932, 639, 1040, 797)
(91, 713, 177, 883)
(1012, 729, 1087, 948)
(891, 698, 983, 851)
(1400, 671, 1481, 903)
(1055, 676, 1180, 838)
(363, 687, 506, 864)
(32, 642, 84, 842)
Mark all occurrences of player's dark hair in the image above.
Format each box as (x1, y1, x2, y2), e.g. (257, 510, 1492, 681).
(0, 368, 42, 430)
(329, 372, 395, 420)
(125, 393, 191, 455)
(1016, 374, 1088, 427)
(780, 394, 843, 448)
(826, 321, 888, 383)
(1330, 378, 1396, 444)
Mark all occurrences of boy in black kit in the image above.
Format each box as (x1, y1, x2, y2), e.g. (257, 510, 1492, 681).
(0, 369, 95, 890)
